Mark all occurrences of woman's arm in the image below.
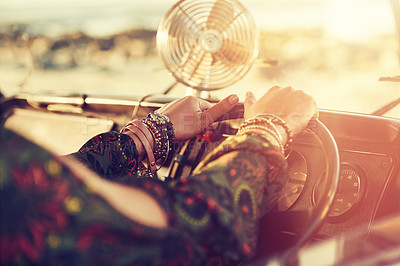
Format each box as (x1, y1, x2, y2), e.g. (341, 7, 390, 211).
(166, 134, 288, 263)
(66, 132, 286, 264)
(67, 86, 317, 262)
(68, 131, 139, 179)
(68, 94, 239, 179)
(1, 86, 318, 265)
(0, 126, 285, 265)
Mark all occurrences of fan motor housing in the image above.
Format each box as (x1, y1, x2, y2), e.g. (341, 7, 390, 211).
(199, 30, 223, 53)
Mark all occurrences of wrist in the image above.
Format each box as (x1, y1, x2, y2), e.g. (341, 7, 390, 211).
(121, 121, 157, 173)
(141, 112, 175, 164)
(237, 114, 293, 153)
(274, 125, 288, 146)
(256, 114, 293, 148)
(120, 112, 175, 177)
(122, 129, 146, 160)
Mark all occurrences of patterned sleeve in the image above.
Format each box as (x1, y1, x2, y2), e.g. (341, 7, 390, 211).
(1, 128, 287, 265)
(163, 133, 288, 264)
(68, 131, 139, 179)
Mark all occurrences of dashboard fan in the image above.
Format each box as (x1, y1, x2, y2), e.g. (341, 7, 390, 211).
(157, 0, 259, 91)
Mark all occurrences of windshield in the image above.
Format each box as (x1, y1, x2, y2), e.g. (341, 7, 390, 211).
(1, 0, 399, 115)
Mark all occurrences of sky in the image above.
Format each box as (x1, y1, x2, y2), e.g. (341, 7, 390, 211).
(0, 0, 397, 40)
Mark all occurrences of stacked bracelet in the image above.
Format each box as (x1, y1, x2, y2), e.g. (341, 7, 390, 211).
(121, 123, 157, 173)
(239, 125, 284, 153)
(257, 114, 294, 148)
(237, 114, 293, 153)
(141, 111, 175, 165)
(120, 111, 175, 177)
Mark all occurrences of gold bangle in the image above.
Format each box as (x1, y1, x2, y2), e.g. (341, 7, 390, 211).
(121, 125, 157, 173)
(238, 127, 284, 153)
(256, 114, 294, 148)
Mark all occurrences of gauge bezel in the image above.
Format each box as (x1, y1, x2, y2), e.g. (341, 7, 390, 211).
(275, 149, 309, 212)
(312, 162, 367, 222)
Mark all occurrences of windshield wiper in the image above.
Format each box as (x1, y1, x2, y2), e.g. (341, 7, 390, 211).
(372, 98, 400, 116)
(379, 75, 400, 82)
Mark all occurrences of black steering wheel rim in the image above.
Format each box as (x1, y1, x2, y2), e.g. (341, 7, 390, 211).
(249, 119, 340, 265)
(283, 119, 340, 261)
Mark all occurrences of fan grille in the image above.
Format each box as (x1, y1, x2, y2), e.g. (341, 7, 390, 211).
(157, 0, 259, 91)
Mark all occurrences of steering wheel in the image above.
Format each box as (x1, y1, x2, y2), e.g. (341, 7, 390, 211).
(208, 106, 340, 264)
(245, 119, 340, 265)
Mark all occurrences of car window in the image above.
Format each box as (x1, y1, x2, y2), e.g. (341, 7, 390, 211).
(0, 0, 399, 116)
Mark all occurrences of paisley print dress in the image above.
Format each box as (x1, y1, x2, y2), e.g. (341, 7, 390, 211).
(0, 128, 287, 265)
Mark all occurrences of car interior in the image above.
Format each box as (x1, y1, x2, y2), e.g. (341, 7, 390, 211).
(1, 0, 400, 264)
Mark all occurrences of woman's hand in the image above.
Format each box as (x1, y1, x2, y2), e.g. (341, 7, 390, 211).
(244, 86, 318, 136)
(157, 94, 239, 141)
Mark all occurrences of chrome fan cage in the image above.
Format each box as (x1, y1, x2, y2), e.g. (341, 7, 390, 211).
(157, 0, 259, 91)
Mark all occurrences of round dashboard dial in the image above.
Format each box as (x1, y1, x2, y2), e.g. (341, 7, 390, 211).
(276, 150, 308, 211)
(313, 163, 366, 219)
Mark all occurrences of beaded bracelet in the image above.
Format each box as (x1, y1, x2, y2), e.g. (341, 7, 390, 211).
(256, 114, 294, 148)
(237, 114, 293, 153)
(239, 126, 284, 153)
(120, 112, 175, 177)
(141, 111, 175, 166)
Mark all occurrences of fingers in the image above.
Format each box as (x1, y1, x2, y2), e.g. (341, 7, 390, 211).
(244, 91, 256, 109)
(198, 97, 213, 111)
(269, 85, 282, 91)
(313, 109, 320, 119)
(243, 91, 256, 119)
(200, 94, 239, 129)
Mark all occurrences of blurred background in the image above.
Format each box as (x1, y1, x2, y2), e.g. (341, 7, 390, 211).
(0, 0, 399, 115)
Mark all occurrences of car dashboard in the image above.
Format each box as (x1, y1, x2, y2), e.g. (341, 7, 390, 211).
(2, 93, 400, 256)
(256, 107, 400, 257)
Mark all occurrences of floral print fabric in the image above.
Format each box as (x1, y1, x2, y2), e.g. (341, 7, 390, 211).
(70, 132, 138, 179)
(0, 128, 287, 265)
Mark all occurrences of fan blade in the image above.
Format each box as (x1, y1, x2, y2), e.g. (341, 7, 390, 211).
(168, 15, 185, 39)
(196, 52, 213, 88)
(207, 0, 235, 32)
(169, 12, 203, 39)
(214, 40, 250, 65)
(179, 46, 213, 87)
